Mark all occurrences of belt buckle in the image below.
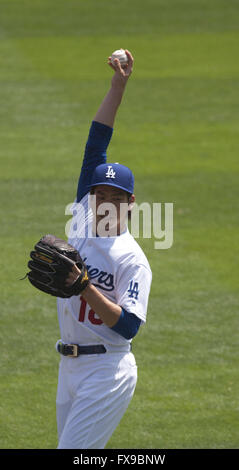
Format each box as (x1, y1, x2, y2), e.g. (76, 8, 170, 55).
(67, 344, 78, 357)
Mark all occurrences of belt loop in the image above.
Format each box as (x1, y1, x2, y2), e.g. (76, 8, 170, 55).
(55, 339, 62, 352)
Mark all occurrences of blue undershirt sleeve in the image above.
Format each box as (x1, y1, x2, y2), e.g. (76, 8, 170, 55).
(76, 121, 113, 202)
(110, 308, 141, 340)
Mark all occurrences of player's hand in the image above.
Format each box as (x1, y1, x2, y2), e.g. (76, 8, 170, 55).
(108, 50, 134, 88)
(65, 264, 81, 287)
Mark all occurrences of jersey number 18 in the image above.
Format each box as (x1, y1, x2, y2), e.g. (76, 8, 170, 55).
(78, 296, 103, 325)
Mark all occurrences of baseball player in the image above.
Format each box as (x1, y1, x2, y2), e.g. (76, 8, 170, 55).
(53, 50, 152, 449)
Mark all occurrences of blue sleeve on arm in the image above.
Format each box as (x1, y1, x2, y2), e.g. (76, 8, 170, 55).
(77, 121, 113, 202)
(110, 308, 141, 340)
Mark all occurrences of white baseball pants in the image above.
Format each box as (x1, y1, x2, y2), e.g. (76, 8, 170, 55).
(56, 350, 137, 449)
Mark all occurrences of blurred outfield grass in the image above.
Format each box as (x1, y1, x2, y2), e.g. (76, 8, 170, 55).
(0, 0, 239, 449)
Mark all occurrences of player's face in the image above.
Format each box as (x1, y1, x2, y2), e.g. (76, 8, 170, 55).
(92, 185, 134, 236)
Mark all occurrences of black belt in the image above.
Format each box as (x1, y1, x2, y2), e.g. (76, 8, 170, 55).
(57, 342, 107, 357)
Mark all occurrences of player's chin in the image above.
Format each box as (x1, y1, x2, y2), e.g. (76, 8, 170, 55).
(96, 218, 119, 236)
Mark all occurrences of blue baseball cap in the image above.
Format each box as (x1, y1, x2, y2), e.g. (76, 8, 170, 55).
(90, 163, 134, 194)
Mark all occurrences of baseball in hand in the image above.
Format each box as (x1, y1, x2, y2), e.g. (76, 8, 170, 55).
(110, 49, 128, 68)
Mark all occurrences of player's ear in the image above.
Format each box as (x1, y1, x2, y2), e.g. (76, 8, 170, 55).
(127, 194, 135, 222)
(128, 194, 135, 211)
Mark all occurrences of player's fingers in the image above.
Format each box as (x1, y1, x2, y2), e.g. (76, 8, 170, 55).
(125, 50, 134, 74)
(108, 58, 116, 71)
(72, 264, 82, 275)
(113, 57, 123, 73)
(125, 49, 134, 66)
(65, 266, 81, 286)
(65, 272, 75, 286)
(108, 56, 120, 72)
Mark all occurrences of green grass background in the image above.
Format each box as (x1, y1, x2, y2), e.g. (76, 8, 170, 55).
(0, 0, 239, 449)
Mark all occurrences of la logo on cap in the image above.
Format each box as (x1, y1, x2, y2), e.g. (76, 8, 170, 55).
(105, 165, 116, 179)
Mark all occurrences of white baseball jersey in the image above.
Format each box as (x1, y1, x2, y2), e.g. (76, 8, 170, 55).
(57, 193, 152, 346)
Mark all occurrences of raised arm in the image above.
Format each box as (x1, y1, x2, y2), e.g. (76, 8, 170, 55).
(76, 50, 134, 202)
(94, 49, 134, 128)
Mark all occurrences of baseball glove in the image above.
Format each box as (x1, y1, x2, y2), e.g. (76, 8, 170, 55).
(26, 234, 89, 298)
